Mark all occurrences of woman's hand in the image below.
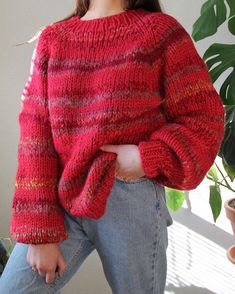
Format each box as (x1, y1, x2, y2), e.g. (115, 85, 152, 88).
(27, 243, 67, 284)
(100, 144, 145, 180)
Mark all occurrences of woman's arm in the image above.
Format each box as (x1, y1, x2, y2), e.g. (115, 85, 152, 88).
(10, 26, 68, 244)
(138, 14, 225, 190)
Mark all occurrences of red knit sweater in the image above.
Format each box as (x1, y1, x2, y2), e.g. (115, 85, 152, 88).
(10, 8, 225, 244)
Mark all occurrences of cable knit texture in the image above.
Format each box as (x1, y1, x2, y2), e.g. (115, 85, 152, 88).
(10, 8, 225, 244)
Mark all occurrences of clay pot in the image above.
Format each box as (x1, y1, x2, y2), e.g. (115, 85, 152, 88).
(224, 198, 235, 264)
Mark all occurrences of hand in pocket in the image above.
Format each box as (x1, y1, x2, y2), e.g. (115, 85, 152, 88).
(100, 144, 145, 180)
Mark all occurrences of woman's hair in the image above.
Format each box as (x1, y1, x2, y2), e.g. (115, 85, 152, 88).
(15, 0, 163, 46)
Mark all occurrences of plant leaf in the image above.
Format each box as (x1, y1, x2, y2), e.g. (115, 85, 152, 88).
(222, 122, 235, 169)
(226, 0, 235, 35)
(207, 164, 219, 181)
(192, 0, 227, 41)
(209, 184, 222, 222)
(203, 43, 235, 105)
(222, 156, 235, 181)
(165, 187, 185, 211)
(0, 263, 4, 274)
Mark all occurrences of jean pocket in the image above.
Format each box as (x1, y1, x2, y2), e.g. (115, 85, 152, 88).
(151, 181, 173, 227)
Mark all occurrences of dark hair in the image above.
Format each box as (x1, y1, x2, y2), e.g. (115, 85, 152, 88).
(15, 0, 163, 46)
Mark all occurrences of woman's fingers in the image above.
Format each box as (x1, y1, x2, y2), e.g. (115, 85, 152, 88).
(26, 243, 64, 284)
(37, 268, 46, 277)
(57, 253, 67, 278)
(45, 269, 56, 284)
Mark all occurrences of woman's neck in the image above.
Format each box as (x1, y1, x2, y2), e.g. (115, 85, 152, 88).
(80, 0, 127, 21)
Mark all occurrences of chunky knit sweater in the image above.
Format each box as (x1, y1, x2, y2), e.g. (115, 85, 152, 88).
(10, 8, 225, 244)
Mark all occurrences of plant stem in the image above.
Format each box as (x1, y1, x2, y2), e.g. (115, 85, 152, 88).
(206, 175, 235, 192)
(206, 175, 234, 190)
(214, 161, 233, 190)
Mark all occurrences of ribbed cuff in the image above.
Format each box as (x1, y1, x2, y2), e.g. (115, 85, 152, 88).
(10, 212, 68, 244)
(138, 140, 163, 178)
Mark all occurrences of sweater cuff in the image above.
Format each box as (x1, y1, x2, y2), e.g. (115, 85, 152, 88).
(10, 209, 68, 244)
(138, 140, 164, 178)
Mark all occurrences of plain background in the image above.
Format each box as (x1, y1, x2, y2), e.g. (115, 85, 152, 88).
(1, 1, 233, 293)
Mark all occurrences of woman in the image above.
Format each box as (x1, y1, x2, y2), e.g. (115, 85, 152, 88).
(0, 0, 224, 293)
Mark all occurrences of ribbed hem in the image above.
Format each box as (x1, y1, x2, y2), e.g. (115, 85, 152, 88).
(138, 140, 163, 178)
(70, 7, 150, 32)
(10, 213, 68, 244)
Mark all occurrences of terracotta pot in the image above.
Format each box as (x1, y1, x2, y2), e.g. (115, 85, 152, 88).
(226, 244, 235, 264)
(224, 198, 235, 264)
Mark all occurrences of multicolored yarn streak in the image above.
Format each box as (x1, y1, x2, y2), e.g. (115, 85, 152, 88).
(10, 8, 225, 244)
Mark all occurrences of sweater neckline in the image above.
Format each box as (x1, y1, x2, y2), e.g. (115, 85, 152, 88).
(70, 7, 149, 32)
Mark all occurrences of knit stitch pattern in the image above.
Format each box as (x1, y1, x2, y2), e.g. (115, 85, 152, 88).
(10, 8, 225, 244)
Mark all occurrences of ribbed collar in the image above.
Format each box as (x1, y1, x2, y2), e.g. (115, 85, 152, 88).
(69, 7, 150, 32)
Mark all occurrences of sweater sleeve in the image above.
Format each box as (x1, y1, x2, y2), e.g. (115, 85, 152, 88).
(10, 26, 68, 244)
(137, 14, 225, 191)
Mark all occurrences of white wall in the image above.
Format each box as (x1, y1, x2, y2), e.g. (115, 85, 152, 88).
(1, 1, 233, 293)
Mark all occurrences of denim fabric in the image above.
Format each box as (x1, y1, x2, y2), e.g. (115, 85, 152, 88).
(0, 177, 173, 294)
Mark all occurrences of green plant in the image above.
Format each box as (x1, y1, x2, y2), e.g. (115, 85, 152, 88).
(165, 0, 235, 223)
(0, 238, 14, 276)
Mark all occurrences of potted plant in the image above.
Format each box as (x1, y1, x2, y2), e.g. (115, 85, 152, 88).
(164, 0, 235, 263)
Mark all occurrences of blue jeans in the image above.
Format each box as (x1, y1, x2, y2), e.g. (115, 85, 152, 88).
(0, 177, 173, 294)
